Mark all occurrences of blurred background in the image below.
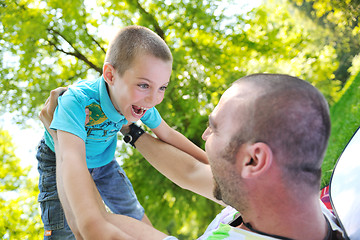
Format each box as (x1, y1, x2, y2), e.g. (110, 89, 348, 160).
(1, 0, 360, 239)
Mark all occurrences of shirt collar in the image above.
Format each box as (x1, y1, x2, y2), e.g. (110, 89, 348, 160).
(99, 76, 128, 124)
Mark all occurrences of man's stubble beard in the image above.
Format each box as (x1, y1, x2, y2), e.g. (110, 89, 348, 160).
(213, 178, 222, 201)
(212, 174, 249, 214)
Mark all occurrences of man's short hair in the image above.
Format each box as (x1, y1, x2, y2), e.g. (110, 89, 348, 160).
(230, 74, 331, 190)
(105, 25, 173, 76)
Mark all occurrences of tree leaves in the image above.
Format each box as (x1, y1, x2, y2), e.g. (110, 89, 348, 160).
(1, 0, 359, 238)
(0, 129, 42, 239)
(288, 0, 360, 83)
(1, 0, 106, 120)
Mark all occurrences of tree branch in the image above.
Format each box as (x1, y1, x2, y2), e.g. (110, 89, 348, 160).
(47, 28, 102, 74)
(129, 0, 165, 40)
(85, 26, 106, 54)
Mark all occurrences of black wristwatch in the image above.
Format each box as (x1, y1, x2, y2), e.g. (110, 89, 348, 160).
(123, 123, 145, 148)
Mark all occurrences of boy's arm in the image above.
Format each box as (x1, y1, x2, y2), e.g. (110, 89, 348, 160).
(151, 120, 209, 164)
(56, 131, 149, 240)
(56, 131, 101, 230)
(40, 88, 137, 239)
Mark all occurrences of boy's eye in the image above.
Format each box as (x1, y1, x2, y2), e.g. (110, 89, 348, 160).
(138, 84, 149, 89)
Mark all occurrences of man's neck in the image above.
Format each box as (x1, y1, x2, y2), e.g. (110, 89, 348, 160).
(237, 193, 328, 240)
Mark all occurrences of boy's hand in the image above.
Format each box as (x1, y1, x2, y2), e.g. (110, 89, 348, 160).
(39, 87, 68, 140)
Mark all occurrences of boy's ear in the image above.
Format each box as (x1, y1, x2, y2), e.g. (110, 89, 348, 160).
(103, 63, 116, 86)
(238, 142, 273, 179)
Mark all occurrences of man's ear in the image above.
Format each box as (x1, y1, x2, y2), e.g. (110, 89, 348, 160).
(239, 142, 273, 179)
(103, 62, 116, 86)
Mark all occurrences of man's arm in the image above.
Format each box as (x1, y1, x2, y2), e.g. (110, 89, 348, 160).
(134, 130, 222, 205)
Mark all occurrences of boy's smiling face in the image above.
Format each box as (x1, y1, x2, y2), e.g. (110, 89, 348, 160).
(103, 54, 172, 122)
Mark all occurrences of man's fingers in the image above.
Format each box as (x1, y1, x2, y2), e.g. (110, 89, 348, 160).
(39, 86, 68, 125)
(53, 86, 68, 96)
(85, 108, 90, 125)
(48, 87, 68, 111)
(120, 123, 131, 135)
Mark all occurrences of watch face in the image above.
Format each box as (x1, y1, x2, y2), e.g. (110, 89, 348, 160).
(123, 134, 132, 143)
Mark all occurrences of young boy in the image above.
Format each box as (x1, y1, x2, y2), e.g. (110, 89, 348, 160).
(36, 25, 207, 239)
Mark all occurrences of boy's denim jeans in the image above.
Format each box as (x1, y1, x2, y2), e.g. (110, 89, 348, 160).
(36, 139, 144, 239)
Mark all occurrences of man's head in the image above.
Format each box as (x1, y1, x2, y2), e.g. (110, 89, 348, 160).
(202, 73, 330, 207)
(103, 26, 173, 122)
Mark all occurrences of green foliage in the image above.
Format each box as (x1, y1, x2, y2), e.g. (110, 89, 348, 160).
(1, 0, 359, 238)
(1, 0, 105, 121)
(288, 0, 360, 83)
(321, 72, 360, 187)
(0, 129, 42, 239)
(228, 1, 342, 103)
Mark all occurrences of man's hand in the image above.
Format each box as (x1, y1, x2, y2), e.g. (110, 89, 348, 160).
(39, 87, 68, 140)
(120, 122, 132, 135)
(85, 107, 90, 125)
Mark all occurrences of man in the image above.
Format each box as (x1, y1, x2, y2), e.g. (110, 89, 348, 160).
(39, 73, 344, 239)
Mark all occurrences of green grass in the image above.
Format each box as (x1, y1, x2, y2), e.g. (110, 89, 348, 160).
(321, 72, 360, 187)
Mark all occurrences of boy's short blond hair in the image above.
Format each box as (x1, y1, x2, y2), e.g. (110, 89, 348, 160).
(105, 25, 173, 76)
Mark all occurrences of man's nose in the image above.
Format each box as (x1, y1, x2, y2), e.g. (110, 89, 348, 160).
(202, 128, 210, 141)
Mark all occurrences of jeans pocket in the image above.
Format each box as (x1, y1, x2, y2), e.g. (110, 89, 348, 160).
(36, 139, 56, 163)
(39, 199, 65, 231)
(38, 169, 63, 230)
(39, 168, 57, 194)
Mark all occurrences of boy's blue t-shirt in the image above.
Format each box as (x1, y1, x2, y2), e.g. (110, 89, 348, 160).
(44, 76, 162, 168)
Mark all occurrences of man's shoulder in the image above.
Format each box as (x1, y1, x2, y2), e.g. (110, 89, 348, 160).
(199, 223, 275, 240)
(199, 206, 279, 240)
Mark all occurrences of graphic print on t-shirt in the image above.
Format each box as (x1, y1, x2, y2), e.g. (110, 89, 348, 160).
(86, 103, 108, 126)
(85, 102, 119, 143)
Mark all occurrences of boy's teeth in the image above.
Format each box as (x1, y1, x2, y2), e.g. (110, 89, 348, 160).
(132, 105, 149, 115)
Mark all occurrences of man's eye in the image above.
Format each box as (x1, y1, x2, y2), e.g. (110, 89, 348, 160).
(138, 84, 149, 89)
(160, 86, 167, 91)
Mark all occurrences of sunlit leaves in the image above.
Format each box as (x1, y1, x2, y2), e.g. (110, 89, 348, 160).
(288, 0, 360, 82)
(1, 0, 358, 238)
(1, 0, 105, 120)
(0, 129, 42, 239)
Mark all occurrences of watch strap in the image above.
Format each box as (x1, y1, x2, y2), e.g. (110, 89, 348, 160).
(123, 123, 145, 148)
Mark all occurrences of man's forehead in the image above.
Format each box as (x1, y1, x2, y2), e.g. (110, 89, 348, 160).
(210, 83, 253, 121)
(222, 84, 240, 99)
(221, 83, 255, 105)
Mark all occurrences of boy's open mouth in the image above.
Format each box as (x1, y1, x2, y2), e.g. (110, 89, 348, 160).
(131, 105, 149, 118)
